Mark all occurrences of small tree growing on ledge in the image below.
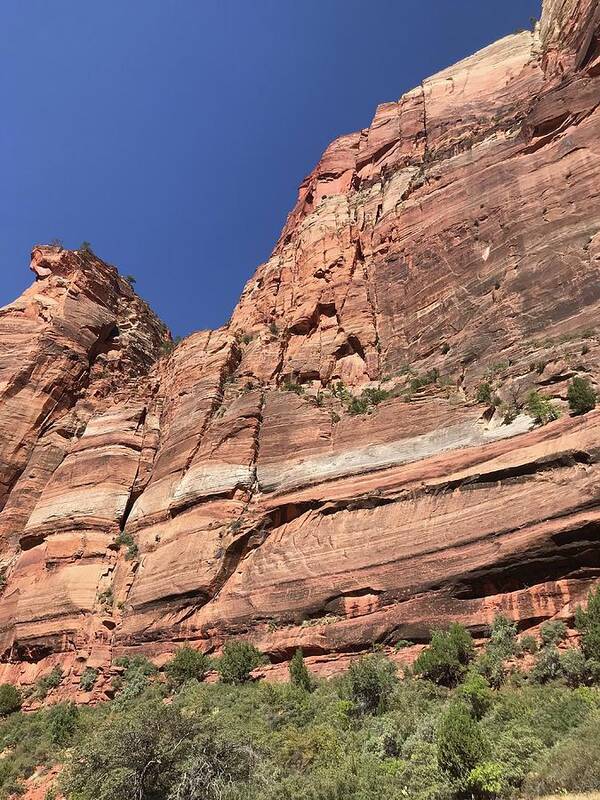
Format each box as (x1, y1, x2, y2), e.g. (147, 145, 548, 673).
(0, 683, 22, 716)
(289, 648, 314, 692)
(567, 376, 597, 415)
(79, 241, 93, 256)
(217, 641, 265, 684)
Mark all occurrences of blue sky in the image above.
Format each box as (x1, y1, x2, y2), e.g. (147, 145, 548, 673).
(1, 1, 541, 335)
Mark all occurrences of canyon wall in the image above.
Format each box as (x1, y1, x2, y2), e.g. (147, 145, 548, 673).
(1, 0, 600, 700)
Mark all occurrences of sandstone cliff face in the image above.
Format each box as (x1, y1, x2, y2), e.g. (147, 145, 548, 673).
(1, 0, 600, 700)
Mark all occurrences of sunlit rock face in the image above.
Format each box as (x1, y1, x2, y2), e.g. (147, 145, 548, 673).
(1, 0, 600, 701)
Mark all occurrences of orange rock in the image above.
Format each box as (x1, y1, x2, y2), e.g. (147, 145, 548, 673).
(1, 0, 600, 694)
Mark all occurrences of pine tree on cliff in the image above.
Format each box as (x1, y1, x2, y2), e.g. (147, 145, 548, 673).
(289, 648, 314, 692)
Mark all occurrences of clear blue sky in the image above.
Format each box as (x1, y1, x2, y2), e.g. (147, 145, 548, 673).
(1, 0, 541, 336)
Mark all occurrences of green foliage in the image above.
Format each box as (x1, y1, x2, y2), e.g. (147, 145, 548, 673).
(540, 619, 567, 647)
(436, 701, 488, 781)
(466, 761, 507, 799)
(527, 390, 560, 425)
(522, 715, 600, 796)
(216, 641, 265, 684)
(114, 530, 139, 560)
(476, 382, 493, 405)
(560, 648, 590, 688)
(519, 635, 538, 655)
(79, 667, 98, 692)
(281, 379, 305, 395)
(345, 655, 397, 714)
(62, 700, 198, 800)
(165, 646, 210, 689)
(289, 649, 314, 692)
(47, 702, 79, 745)
(531, 646, 563, 684)
(567, 375, 597, 414)
(413, 623, 475, 687)
(34, 667, 64, 700)
(113, 656, 158, 701)
(409, 368, 439, 393)
(488, 614, 517, 658)
(124, 274, 136, 286)
(576, 584, 600, 660)
(3, 650, 600, 800)
(79, 241, 93, 255)
(0, 684, 21, 716)
(458, 673, 494, 720)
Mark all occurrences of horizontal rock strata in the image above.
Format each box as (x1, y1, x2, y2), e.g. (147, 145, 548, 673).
(1, 0, 600, 699)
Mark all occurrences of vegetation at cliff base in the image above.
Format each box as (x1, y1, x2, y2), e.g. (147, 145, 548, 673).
(1, 589, 600, 799)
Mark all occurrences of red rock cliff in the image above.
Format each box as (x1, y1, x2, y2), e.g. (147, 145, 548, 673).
(1, 0, 600, 699)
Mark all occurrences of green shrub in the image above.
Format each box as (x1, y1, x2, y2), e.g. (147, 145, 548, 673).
(567, 375, 597, 414)
(217, 641, 265, 684)
(436, 702, 488, 781)
(165, 646, 210, 688)
(540, 619, 567, 647)
(61, 700, 198, 800)
(47, 702, 79, 745)
(458, 673, 494, 720)
(345, 655, 397, 714)
(488, 614, 518, 658)
(79, 667, 98, 692)
(0, 684, 21, 716)
(522, 716, 600, 795)
(414, 624, 475, 687)
(575, 584, 600, 659)
(519, 635, 538, 654)
(527, 390, 560, 425)
(560, 648, 589, 688)
(281, 379, 305, 395)
(113, 655, 158, 700)
(34, 667, 63, 700)
(531, 646, 563, 684)
(476, 382, 493, 405)
(475, 650, 506, 689)
(466, 761, 507, 799)
(289, 649, 314, 692)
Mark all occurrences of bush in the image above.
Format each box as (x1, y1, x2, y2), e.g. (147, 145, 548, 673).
(531, 646, 563, 684)
(34, 667, 63, 700)
(62, 700, 197, 800)
(165, 646, 210, 688)
(560, 648, 589, 687)
(476, 382, 493, 405)
(47, 702, 79, 745)
(475, 650, 506, 689)
(436, 702, 488, 781)
(217, 641, 265, 684)
(522, 716, 600, 795)
(458, 673, 494, 720)
(488, 615, 517, 658)
(414, 624, 475, 687)
(540, 619, 567, 647)
(289, 649, 314, 692)
(0, 684, 21, 716)
(79, 667, 98, 692)
(575, 584, 600, 660)
(345, 655, 397, 714)
(527, 390, 560, 425)
(466, 761, 507, 799)
(567, 375, 597, 415)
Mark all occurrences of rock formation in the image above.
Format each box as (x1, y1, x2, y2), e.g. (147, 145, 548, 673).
(1, 0, 600, 700)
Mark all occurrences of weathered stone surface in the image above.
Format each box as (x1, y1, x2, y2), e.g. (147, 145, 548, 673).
(1, 0, 600, 696)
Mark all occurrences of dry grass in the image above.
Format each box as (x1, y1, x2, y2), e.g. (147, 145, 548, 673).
(535, 794, 600, 800)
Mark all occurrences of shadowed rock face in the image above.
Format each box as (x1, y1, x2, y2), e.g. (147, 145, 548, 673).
(1, 0, 600, 701)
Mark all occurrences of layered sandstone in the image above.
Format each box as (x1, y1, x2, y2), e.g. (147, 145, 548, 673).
(1, 0, 600, 701)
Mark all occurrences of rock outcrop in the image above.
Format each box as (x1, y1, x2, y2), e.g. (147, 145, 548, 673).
(1, 0, 600, 701)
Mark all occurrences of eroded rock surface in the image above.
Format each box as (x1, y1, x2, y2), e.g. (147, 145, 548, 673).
(1, 0, 600, 700)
